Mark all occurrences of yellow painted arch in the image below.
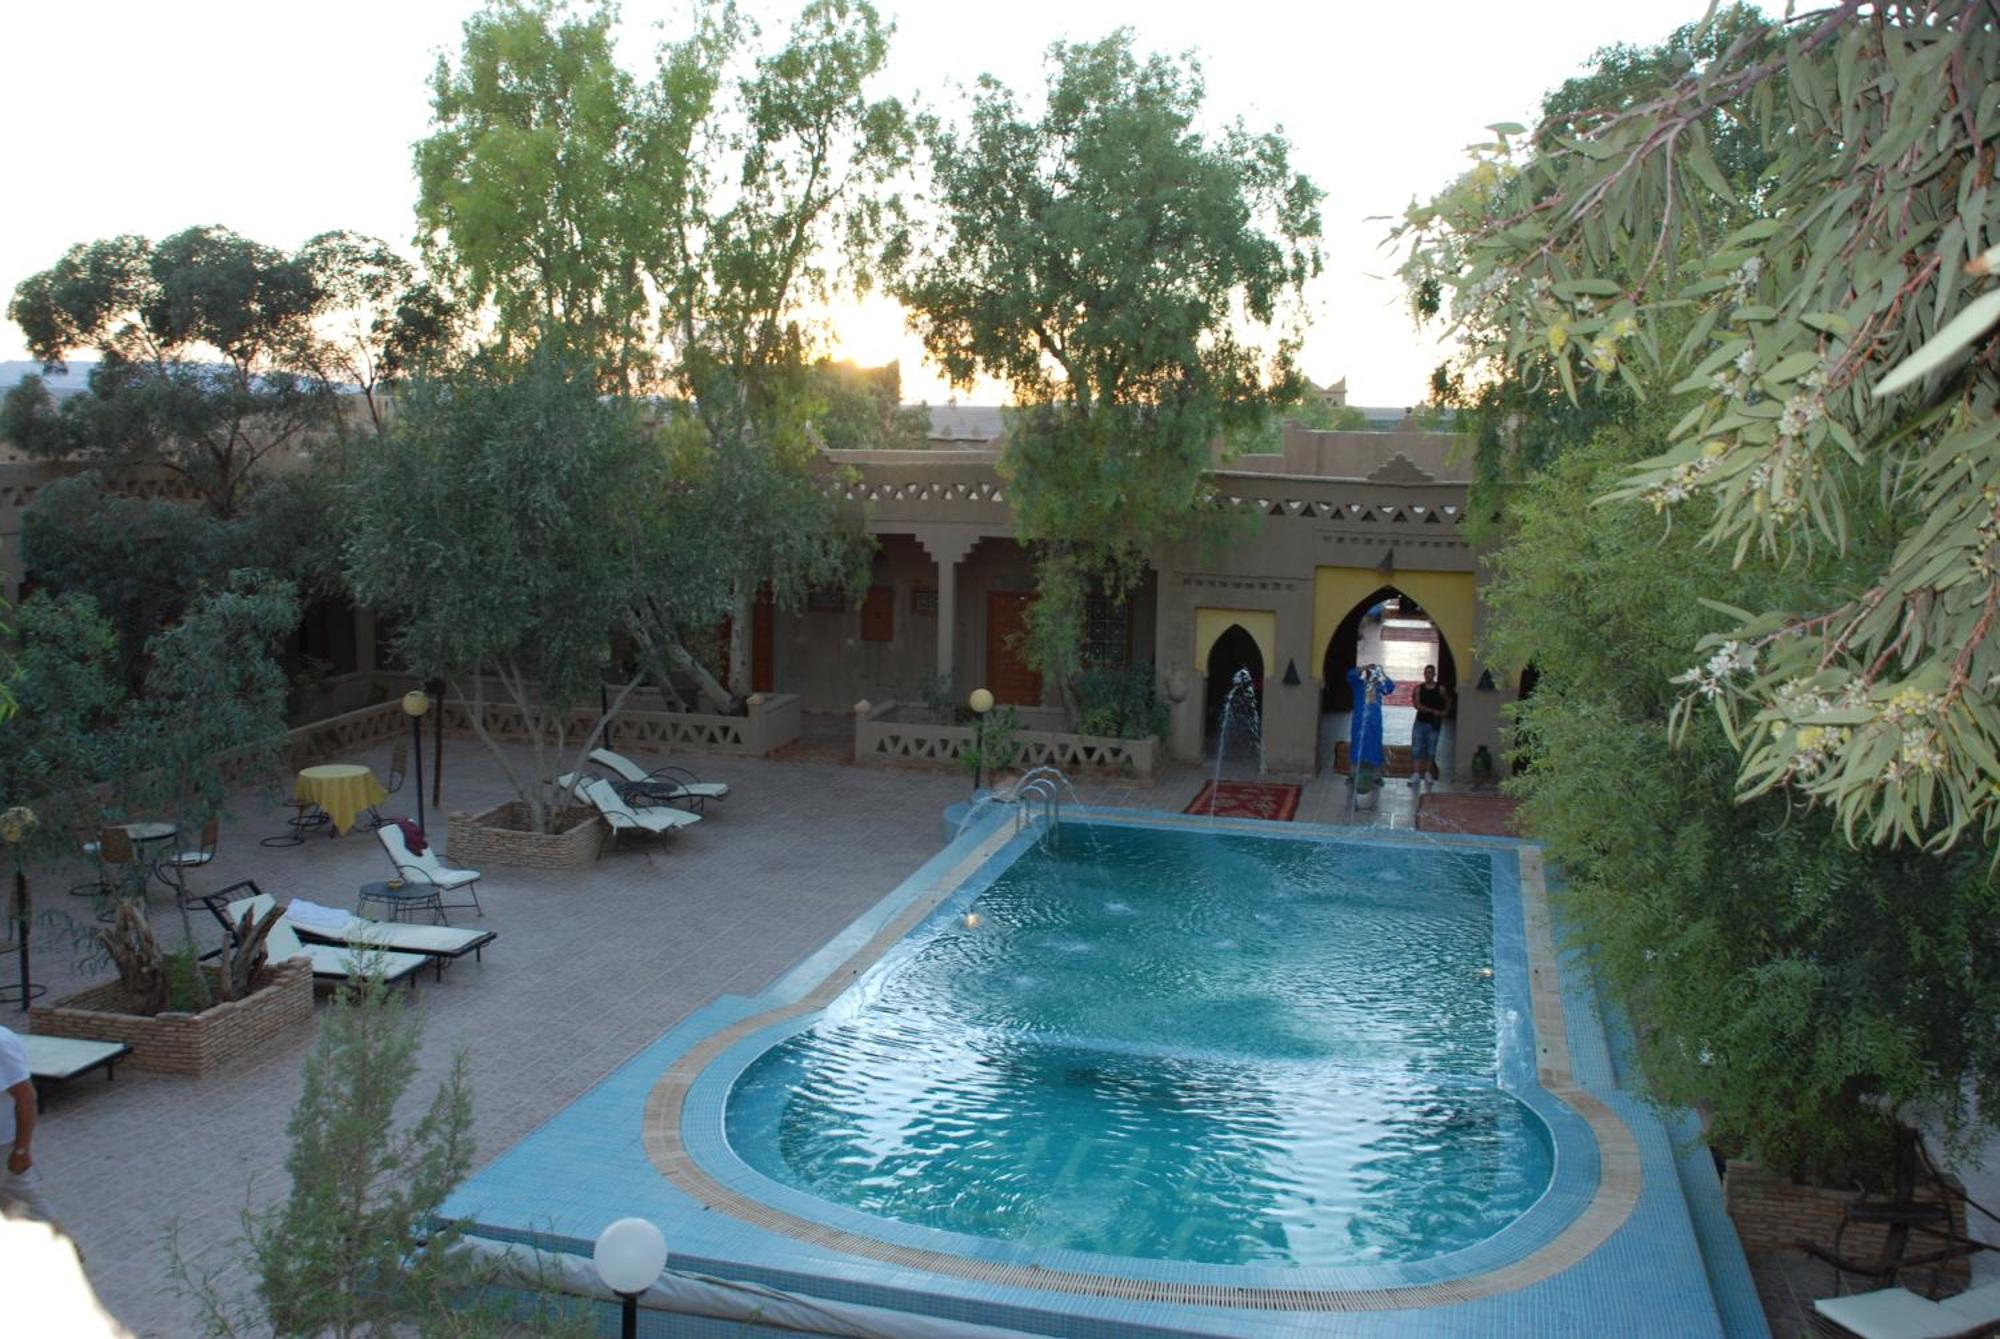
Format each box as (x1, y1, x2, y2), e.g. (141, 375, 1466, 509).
(1312, 568, 1477, 685)
(1194, 608, 1277, 680)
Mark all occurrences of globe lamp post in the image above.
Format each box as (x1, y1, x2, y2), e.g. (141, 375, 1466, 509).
(968, 688, 995, 795)
(402, 690, 430, 833)
(593, 1217, 667, 1339)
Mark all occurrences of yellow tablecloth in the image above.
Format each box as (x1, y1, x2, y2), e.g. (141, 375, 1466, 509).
(295, 764, 387, 836)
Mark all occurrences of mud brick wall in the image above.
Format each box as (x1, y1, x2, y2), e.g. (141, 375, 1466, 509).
(31, 958, 314, 1077)
(1726, 1159, 1970, 1283)
(446, 800, 603, 871)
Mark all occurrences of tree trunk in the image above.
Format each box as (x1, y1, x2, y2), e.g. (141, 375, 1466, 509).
(621, 610, 735, 714)
(98, 902, 169, 1015)
(726, 585, 752, 698)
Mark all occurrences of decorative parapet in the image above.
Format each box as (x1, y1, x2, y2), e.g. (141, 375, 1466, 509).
(434, 692, 804, 758)
(855, 702, 1156, 776)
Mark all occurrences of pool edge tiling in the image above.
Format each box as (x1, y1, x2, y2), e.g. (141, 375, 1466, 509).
(446, 811, 1762, 1338)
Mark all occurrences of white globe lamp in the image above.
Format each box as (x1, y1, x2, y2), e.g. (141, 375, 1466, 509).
(593, 1217, 667, 1339)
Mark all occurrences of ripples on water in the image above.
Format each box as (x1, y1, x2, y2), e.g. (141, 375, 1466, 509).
(725, 827, 1552, 1267)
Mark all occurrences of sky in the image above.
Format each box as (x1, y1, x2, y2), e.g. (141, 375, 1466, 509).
(0, 0, 1745, 408)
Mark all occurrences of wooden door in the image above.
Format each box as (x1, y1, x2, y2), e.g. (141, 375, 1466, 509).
(750, 589, 774, 693)
(720, 587, 777, 694)
(986, 591, 1042, 706)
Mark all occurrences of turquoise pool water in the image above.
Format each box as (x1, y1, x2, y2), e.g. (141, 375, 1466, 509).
(725, 826, 1552, 1269)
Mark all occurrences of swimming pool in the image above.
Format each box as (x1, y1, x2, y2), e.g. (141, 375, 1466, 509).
(724, 825, 1551, 1269)
(450, 808, 1763, 1336)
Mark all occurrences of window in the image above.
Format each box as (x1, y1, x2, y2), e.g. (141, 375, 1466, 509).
(860, 585, 895, 642)
(1083, 594, 1131, 668)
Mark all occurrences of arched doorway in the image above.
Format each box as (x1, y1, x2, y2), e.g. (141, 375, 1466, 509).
(1318, 586, 1458, 775)
(1319, 586, 1457, 710)
(1203, 624, 1265, 757)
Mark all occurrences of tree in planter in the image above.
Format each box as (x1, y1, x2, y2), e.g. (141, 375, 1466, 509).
(1, 577, 299, 1013)
(891, 30, 1321, 720)
(345, 349, 657, 835)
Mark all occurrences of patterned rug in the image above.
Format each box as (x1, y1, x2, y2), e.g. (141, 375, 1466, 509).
(1183, 780, 1303, 821)
(1379, 624, 1440, 643)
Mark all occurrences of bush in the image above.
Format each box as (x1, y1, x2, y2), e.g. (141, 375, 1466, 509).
(1074, 662, 1166, 739)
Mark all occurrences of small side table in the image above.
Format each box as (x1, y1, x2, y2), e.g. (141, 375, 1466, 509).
(357, 880, 445, 925)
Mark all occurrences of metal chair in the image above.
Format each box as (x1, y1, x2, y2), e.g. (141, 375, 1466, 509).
(368, 738, 409, 829)
(90, 827, 145, 915)
(156, 815, 220, 902)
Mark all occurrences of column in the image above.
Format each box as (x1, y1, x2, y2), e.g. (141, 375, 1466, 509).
(911, 528, 981, 688)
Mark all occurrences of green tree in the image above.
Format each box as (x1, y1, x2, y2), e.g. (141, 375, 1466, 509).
(1397, 1, 2000, 849)
(1484, 424, 2000, 1172)
(414, 0, 693, 390)
(126, 573, 300, 832)
(807, 359, 930, 451)
(416, 0, 903, 708)
(891, 30, 1321, 712)
(4, 226, 448, 517)
(344, 350, 657, 832)
(0, 592, 129, 814)
(171, 973, 501, 1337)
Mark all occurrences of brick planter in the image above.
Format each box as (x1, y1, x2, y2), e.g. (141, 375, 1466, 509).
(1725, 1159, 1970, 1282)
(30, 957, 314, 1077)
(446, 799, 603, 871)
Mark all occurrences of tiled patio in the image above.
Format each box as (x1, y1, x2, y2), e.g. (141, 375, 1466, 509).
(18, 723, 1453, 1336)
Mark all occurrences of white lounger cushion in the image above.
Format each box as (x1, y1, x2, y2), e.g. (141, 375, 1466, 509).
(226, 895, 428, 983)
(588, 749, 729, 800)
(583, 779, 701, 833)
(378, 825, 481, 889)
(561, 770, 724, 806)
(288, 898, 490, 956)
(23, 1034, 128, 1081)
(1814, 1280, 2000, 1339)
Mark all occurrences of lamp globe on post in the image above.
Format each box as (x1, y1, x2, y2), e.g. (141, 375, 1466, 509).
(967, 688, 995, 795)
(0, 805, 41, 1010)
(401, 690, 431, 834)
(593, 1217, 667, 1339)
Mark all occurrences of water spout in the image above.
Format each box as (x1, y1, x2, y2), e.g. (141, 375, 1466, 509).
(1209, 669, 1265, 818)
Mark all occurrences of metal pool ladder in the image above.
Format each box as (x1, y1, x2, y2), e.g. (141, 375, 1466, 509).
(1013, 774, 1060, 847)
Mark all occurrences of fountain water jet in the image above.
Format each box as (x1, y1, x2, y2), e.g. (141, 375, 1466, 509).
(1208, 669, 1265, 819)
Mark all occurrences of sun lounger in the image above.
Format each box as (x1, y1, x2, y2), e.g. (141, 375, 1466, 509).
(588, 748, 730, 812)
(284, 897, 496, 983)
(1813, 1280, 2000, 1339)
(23, 1034, 131, 1085)
(581, 778, 702, 850)
(221, 892, 429, 988)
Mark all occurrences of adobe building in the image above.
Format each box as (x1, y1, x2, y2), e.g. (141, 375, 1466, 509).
(774, 412, 1509, 780)
(0, 397, 1515, 781)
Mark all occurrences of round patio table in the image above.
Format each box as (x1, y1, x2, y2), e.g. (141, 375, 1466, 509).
(294, 764, 387, 836)
(357, 880, 445, 925)
(120, 820, 178, 850)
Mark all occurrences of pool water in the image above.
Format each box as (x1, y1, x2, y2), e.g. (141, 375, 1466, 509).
(724, 826, 1552, 1268)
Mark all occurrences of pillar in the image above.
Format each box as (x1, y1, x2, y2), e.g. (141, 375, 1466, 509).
(911, 527, 982, 690)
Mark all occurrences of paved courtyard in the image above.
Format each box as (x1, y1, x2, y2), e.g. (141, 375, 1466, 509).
(19, 720, 1441, 1336)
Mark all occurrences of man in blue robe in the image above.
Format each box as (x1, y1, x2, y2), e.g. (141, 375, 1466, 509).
(1346, 663, 1394, 793)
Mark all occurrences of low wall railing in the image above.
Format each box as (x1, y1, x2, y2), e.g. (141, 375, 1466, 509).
(854, 701, 1156, 777)
(275, 677, 803, 766)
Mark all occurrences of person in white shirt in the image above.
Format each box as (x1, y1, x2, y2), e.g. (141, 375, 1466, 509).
(0, 1024, 58, 1226)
